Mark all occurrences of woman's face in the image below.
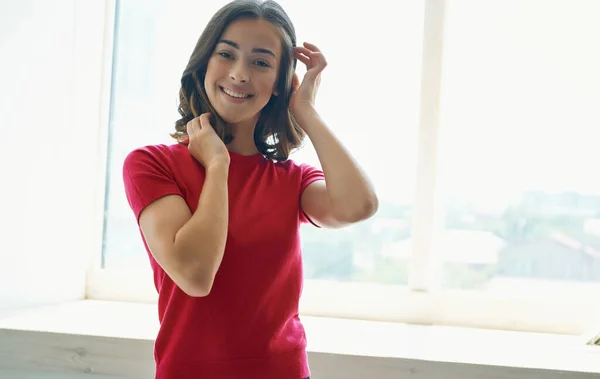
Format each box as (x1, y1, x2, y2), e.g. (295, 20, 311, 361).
(204, 18, 282, 126)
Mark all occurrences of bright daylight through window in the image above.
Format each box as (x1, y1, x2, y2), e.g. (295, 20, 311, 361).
(101, 0, 423, 282)
(98, 0, 600, 333)
(437, 0, 600, 296)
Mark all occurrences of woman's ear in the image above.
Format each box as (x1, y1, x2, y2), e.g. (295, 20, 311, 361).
(291, 73, 300, 92)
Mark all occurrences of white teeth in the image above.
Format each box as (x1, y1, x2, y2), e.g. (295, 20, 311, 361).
(222, 87, 250, 98)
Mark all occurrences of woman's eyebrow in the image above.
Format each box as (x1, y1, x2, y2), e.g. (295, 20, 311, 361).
(218, 39, 276, 58)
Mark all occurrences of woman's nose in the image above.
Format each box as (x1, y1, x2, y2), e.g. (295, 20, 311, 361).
(229, 62, 249, 83)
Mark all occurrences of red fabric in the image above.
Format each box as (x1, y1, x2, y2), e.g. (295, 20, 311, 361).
(122, 143, 324, 379)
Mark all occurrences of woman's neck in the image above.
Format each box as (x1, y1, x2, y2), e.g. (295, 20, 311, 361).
(226, 118, 260, 156)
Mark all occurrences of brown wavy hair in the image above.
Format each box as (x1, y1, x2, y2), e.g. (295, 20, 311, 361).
(171, 0, 304, 161)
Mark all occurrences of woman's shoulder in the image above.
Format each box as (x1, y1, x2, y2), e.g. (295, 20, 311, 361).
(123, 142, 189, 172)
(271, 155, 308, 168)
(126, 142, 186, 161)
(268, 157, 323, 183)
(128, 142, 185, 155)
(273, 156, 320, 171)
(269, 156, 303, 173)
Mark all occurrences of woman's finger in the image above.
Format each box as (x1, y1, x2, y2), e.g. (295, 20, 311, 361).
(303, 42, 321, 52)
(199, 113, 213, 129)
(186, 119, 196, 136)
(294, 49, 311, 67)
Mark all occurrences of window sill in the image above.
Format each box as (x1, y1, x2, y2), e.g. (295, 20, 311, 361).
(87, 269, 600, 335)
(0, 300, 599, 379)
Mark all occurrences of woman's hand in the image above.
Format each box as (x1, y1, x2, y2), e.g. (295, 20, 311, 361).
(289, 42, 327, 119)
(186, 113, 230, 169)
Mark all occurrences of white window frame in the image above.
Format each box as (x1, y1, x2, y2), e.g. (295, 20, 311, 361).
(84, 0, 600, 335)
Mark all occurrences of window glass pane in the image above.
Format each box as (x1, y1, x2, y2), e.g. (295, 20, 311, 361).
(102, 0, 168, 268)
(102, 0, 423, 287)
(277, 0, 424, 284)
(438, 0, 600, 297)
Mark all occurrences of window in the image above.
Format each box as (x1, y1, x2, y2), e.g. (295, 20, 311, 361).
(437, 0, 600, 297)
(90, 0, 600, 335)
(100, 0, 423, 283)
(101, 0, 168, 269)
(274, 0, 424, 285)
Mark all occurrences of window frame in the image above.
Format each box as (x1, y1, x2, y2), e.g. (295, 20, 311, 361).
(85, 0, 600, 335)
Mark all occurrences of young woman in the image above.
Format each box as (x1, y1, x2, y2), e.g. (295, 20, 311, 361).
(123, 1, 378, 378)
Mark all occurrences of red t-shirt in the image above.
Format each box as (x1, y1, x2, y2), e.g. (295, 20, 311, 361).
(122, 143, 324, 379)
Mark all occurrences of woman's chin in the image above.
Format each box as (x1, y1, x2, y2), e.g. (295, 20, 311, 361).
(218, 112, 259, 126)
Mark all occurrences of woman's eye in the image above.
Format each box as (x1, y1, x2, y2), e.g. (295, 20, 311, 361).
(218, 51, 232, 59)
(255, 60, 270, 68)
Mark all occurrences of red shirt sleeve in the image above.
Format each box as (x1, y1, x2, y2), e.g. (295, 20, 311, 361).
(122, 146, 184, 223)
(298, 163, 325, 226)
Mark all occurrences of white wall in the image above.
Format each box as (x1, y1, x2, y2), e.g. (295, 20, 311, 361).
(0, 0, 109, 310)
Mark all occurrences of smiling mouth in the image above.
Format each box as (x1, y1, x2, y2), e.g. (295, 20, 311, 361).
(220, 86, 254, 99)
